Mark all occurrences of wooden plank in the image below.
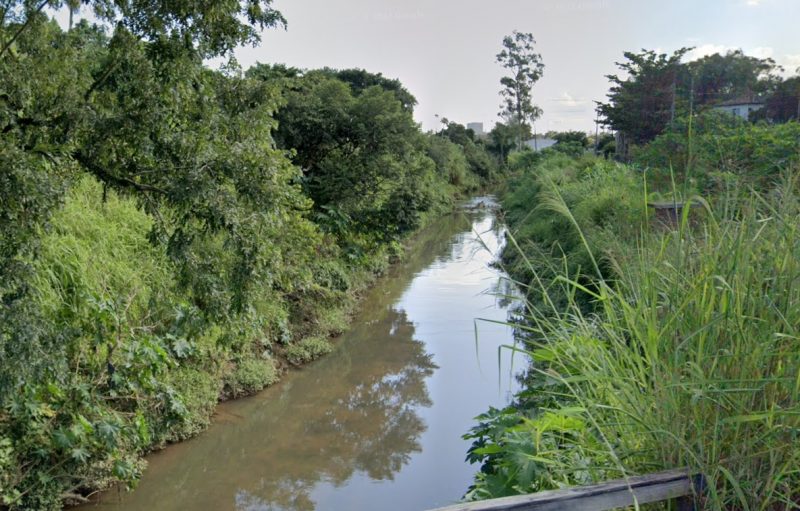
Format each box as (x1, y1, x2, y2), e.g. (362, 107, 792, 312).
(428, 470, 702, 511)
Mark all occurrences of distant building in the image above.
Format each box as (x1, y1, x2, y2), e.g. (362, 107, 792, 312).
(713, 96, 765, 121)
(467, 122, 484, 136)
(524, 136, 558, 152)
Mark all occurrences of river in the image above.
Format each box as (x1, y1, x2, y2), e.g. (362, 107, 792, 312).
(82, 197, 521, 511)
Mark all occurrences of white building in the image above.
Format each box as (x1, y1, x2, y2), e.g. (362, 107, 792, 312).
(713, 96, 764, 121)
(524, 136, 558, 152)
(467, 122, 484, 136)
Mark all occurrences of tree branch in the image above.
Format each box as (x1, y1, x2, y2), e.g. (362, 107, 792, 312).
(0, 0, 49, 60)
(74, 151, 169, 195)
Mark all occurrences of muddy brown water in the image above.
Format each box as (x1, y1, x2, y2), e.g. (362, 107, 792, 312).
(82, 197, 522, 511)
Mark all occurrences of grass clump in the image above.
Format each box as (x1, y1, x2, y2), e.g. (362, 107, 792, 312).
(223, 356, 278, 399)
(285, 336, 334, 366)
(467, 152, 800, 509)
(633, 113, 800, 193)
(500, 153, 645, 313)
(0, 176, 398, 508)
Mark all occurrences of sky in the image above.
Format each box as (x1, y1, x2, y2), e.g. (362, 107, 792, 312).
(58, 0, 800, 134)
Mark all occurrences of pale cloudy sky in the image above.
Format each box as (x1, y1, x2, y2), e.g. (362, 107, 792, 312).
(61, 0, 800, 134)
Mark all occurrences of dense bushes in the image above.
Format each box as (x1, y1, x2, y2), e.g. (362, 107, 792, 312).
(0, 177, 304, 508)
(0, 13, 493, 510)
(251, 64, 492, 252)
(633, 112, 800, 192)
(424, 135, 476, 189)
(467, 147, 800, 508)
(500, 153, 645, 311)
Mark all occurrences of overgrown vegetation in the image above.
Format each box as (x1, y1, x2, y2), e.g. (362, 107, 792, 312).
(465, 111, 800, 507)
(599, 47, 798, 157)
(0, 4, 498, 509)
(634, 110, 800, 192)
(500, 153, 645, 312)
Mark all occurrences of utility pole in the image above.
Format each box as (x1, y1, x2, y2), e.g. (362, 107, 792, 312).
(686, 73, 695, 180)
(594, 107, 600, 156)
(670, 78, 677, 129)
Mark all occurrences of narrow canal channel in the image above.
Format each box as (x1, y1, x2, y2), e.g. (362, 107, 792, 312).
(85, 197, 521, 511)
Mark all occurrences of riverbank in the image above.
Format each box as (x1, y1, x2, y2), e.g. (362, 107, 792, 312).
(77, 188, 485, 503)
(1, 15, 508, 507)
(77, 197, 521, 511)
(1, 169, 494, 511)
(463, 123, 800, 508)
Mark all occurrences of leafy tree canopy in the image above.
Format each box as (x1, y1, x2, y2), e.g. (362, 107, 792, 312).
(485, 122, 517, 164)
(599, 48, 781, 148)
(2, 0, 285, 58)
(250, 68, 439, 243)
(437, 119, 476, 146)
(546, 130, 590, 147)
(320, 67, 418, 112)
(688, 50, 780, 106)
(755, 75, 800, 123)
(598, 48, 689, 146)
(496, 31, 544, 149)
(1, 0, 294, 394)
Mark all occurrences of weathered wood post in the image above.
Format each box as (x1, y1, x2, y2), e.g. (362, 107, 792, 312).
(647, 200, 701, 229)
(427, 469, 705, 511)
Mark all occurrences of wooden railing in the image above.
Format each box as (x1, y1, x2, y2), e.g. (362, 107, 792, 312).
(428, 469, 705, 511)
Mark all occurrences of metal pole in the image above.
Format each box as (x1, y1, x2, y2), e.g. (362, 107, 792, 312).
(670, 79, 677, 129)
(594, 108, 600, 155)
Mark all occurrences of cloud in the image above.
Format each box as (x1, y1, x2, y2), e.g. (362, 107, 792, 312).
(680, 44, 800, 77)
(749, 47, 774, 60)
(783, 54, 800, 74)
(551, 92, 588, 108)
(684, 45, 780, 64)
(685, 44, 732, 61)
(746, 0, 763, 6)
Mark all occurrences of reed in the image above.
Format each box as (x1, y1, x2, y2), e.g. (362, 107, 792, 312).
(499, 172, 800, 509)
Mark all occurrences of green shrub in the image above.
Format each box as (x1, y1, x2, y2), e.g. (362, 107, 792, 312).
(426, 134, 475, 188)
(634, 112, 800, 193)
(469, 172, 800, 509)
(167, 365, 224, 440)
(224, 357, 278, 399)
(285, 336, 334, 365)
(501, 153, 646, 311)
(507, 149, 542, 171)
(0, 178, 189, 508)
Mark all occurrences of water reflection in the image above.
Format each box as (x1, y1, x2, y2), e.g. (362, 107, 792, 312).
(228, 308, 436, 511)
(83, 201, 519, 511)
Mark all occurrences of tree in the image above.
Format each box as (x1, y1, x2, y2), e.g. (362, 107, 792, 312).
(599, 48, 780, 155)
(547, 130, 590, 147)
(0, 4, 314, 508)
(596, 133, 616, 159)
(1, 0, 285, 59)
(258, 70, 437, 242)
(755, 75, 800, 123)
(0, 1, 289, 310)
(486, 122, 517, 165)
(324, 67, 417, 112)
(436, 120, 497, 179)
(496, 31, 544, 150)
(688, 50, 779, 107)
(598, 48, 690, 152)
(437, 120, 476, 146)
(425, 134, 471, 186)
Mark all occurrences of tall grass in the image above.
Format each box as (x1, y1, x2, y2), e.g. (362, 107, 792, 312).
(494, 174, 800, 508)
